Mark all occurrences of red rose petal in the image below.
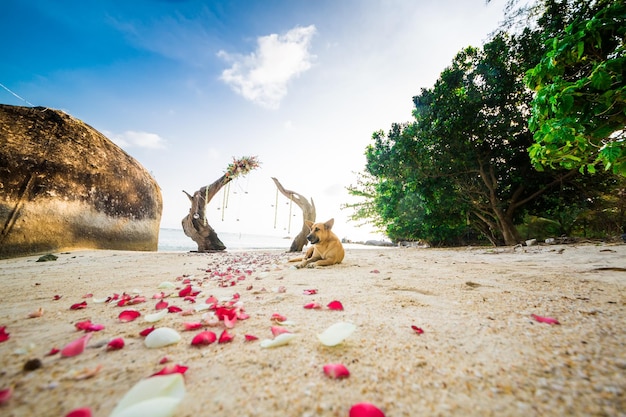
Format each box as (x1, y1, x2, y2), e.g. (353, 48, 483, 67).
(61, 334, 92, 357)
(183, 322, 203, 331)
(244, 334, 258, 341)
(167, 306, 183, 313)
(0, 326, 9, 343)
(151, 364, 188, 377)
(191, 331, 217, 346)
(531, 314, 560, 325)
(70, 301, 88, 310)
(53, 295, 62, 300)
(118, 310, 141, 322)
(107, 337, 125, 351)
(271, 326, 291, 336)
(140, 326, 155, 337)
(0, 387, 12, 405)
(304, 302, 321, 309)
(65, 408, 92, 417)
(218, 329, 234, 344)
(327, 300, 344, 311)
(411, 325, 424, 335)
(323, 363, 350, 379)
(303, 289, 318, 295)
(46, 347, 60, 356)
(155, 300, 169, 310)
(349, 402, 385, 417)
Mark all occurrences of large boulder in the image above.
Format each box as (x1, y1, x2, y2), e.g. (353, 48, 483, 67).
(0, 104, 162, 259)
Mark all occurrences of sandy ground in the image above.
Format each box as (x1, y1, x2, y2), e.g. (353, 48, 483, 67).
(0, 243, 625, 417)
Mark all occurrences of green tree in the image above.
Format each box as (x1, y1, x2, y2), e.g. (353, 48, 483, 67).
(526, 0, 626, 175)
(359, 32, 578, 246)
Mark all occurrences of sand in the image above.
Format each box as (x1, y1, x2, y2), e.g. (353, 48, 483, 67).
(0, 242, 625, 417)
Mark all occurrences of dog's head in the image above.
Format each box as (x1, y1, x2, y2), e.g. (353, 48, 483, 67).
(305, 218, 335, 244)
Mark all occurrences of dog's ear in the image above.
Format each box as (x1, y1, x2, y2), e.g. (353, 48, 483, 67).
(305, 220, 314, 228)
(324, 218, 334, 230)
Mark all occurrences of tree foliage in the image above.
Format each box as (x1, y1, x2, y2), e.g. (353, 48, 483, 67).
(526, 0, 626, 175)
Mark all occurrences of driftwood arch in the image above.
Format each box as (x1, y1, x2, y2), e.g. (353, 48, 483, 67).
(182, 157, 259, 252)
(271, 177, 316, 252)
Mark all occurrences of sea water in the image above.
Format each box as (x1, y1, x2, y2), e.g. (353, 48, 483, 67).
(157, 228, 293, 252)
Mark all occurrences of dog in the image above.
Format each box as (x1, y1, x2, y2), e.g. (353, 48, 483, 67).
(289, 218, 345, 268)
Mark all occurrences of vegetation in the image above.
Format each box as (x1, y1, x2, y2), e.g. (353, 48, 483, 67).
(347, 0, 625, 246)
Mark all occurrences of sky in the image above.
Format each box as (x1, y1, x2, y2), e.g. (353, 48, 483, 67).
(1, 0, 508, 242)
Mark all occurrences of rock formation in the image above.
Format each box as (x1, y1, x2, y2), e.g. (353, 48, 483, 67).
(0, 104, 162, 259)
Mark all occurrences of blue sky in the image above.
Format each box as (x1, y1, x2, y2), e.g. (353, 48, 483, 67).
(1, 0, 507, 241)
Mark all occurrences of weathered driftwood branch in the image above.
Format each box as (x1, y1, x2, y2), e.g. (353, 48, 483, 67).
(271, 177, 316, 252)
(182, 156, 259, 252)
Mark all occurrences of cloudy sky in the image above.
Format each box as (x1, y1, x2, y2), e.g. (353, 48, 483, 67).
(1, 0, 507, 242)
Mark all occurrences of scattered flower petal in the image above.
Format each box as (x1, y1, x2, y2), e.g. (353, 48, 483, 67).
(53, 294, 62, 300)
(190, 331, 216, 346)
(65, 408, 92, 417)
(155, 300, 169, 310)
(304, 302, 322, 309)
(70, 301, 88, 310)
(323, 363, 350, 379)
(109, 374, 185, 417)
(370, 269, 380, 274)
(0, 327, 10, 343)
(303, 289, 318, 295)
(61, 334, 92, 357)
(218, 329, 234, 344)
(244, 334, 258, 342)
(145, 328, 182, 348)
(531, 314, 560, 325)
(0, 387, 12, 405)
(152, 364, 188, 377)
(349, 402, 385, 417)
(167, 306, 182, 313)
(107, 338, 125, 351)
(46, 347, 60, 356)
(157, 281, 176, 289)
(327, 300, 344, 311)
(119, 310, 141, 322)
(71, 364, 103, 380)
(317, 322, 356, 346)
(271, 313, 287, 322)
(75, 320, 105, 332)
(145, 310, 168, 323)
(260, 332, 297, 348)
(411, 325, 424, 335)
(271, 326, 291, 336)
(182, 322, 203, 331)
(140, 327, 155, 337)
(92, 297, 109, 303)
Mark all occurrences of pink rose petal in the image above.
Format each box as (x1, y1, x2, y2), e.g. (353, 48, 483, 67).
(244, 334, 258, 341)
(151, 364, 188, 377)
(107, 337, 125, 351)
(271, 313, 287, 322)
(303, 289, 318, 295)
(139, 326, 155, 337)
(218, 329, 234, 344)
(349, 402, 385, 417)
(118, 310, 141, 322)
(411, 325, 424, 335)
(183, 322, 203, 331)
(327, 300, 344, 311)
(304, 302, 322, 309)
(65, 408, 92, 417)
(323, 363, 350, 379)
(155, 300, 169, 310)
(61, 333, 92, 357)
(0, 326, 9, 343)
(271, 326, 291, 336)
(191, 331, 217, 346)
(46, 347, 60, 356)
(0, 387, 12, 405)
(531, 314, 560, 325)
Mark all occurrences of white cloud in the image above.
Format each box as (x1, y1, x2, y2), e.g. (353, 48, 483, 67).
(105, 130, 167, 149)
(218, 25, 317, 109)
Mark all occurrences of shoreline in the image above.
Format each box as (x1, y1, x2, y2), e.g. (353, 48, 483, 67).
(1, 243, 625, 416)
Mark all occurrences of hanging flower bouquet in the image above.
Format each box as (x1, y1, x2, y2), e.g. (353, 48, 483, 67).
(225, 156, 260, 179)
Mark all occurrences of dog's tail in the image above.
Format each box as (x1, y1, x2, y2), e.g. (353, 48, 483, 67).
(288, 257, 303, 263)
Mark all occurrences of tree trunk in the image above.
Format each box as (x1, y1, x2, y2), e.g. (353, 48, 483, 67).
(271, 177, 316, 252)
(181, 174, 231, 252)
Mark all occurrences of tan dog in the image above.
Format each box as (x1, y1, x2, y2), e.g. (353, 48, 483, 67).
(289, 218, 345, 268)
